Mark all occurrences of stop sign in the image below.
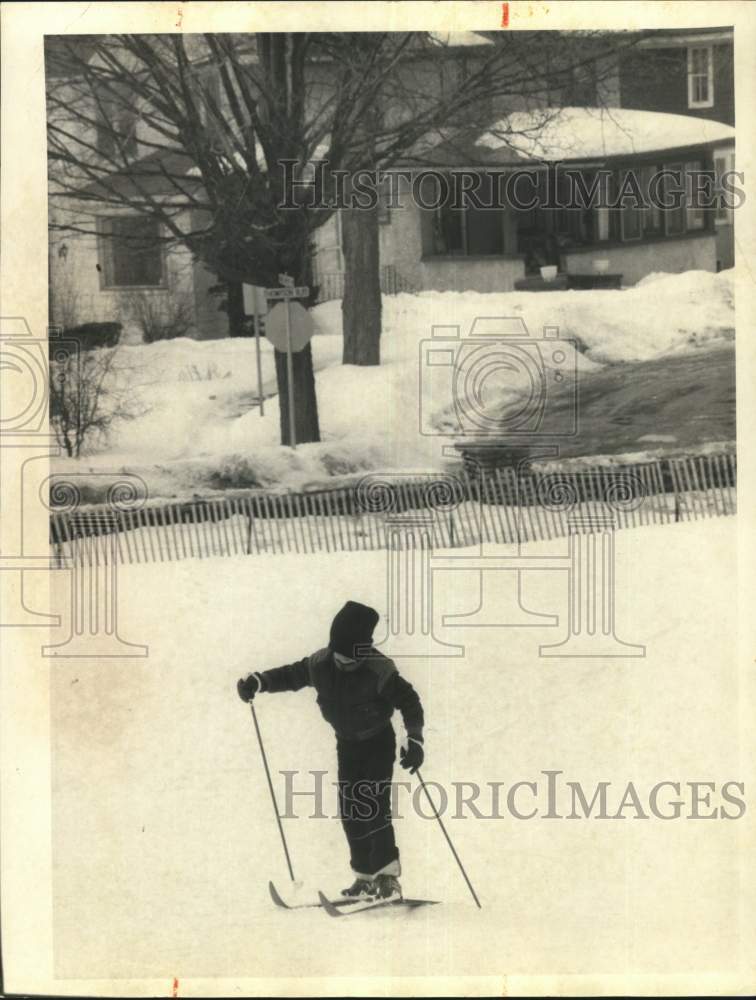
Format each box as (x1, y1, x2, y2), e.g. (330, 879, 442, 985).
(264, 301, 315, 353)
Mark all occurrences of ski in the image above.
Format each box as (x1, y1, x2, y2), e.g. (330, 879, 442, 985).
(317, 890, 439, 917)
(269, 880, 360, 911)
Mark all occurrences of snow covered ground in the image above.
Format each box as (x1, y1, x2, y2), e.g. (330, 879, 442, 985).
(53, 269, 735, 501)
(49, 516, 746, 983)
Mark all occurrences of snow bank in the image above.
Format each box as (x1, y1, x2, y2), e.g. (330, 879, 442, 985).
(54, 269, 735, 498)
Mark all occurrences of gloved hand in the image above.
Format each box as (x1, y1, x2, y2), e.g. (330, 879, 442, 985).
(400, 737, 424, 774)
(237, 673, 263, 703)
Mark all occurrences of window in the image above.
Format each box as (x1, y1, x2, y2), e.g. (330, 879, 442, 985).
(661, 161, 706, 235)
(620, 203, 642, 241)
(568, 62, 597, 105)
(640, 165, 662, 236)
(593, 173, 621, 243)
(591, 161, 709, 244)
(618, 169, 642, 242)
(594, 173, 612, 242)
(98, 217, 164, 288)
(714, 150, 736, 225)
(663, 163, 686, 236)
(96, 107, 138, 159)
(195, 66, 223, 130)
(685, 160, 706, 231)
(377, 176, 392, 225)
(688, 46, 714, 109)
(433, 205, 465, 254)
(547, 61, 597, 106)
(313, 211, 343, 283)
(432, 174, 505, 256)
(95, 86, 138, 159)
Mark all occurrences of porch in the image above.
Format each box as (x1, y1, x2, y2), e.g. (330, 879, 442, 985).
(403, 107, 735, 291)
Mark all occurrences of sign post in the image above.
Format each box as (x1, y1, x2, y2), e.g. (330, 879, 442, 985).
(264, 275, 313, 449)
(242, 284, 267, 417)
(253, 292, 265, 417)
(284, 289, 297, 448)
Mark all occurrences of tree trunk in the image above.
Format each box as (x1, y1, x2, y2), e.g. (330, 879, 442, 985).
(270, 248, 320, 447)
(341, 205, 382, 365)
(227, 281, 247, 337)
(223, 266, 319, 446)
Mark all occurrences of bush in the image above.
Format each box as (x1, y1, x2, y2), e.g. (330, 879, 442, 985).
(60, 321, 122, 351)
(49, 346, 147, 457)
(119, 291, 194, 343)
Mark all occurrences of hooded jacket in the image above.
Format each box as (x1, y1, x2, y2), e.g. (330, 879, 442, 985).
(329, 600, 380, 659)
(258, 647, 424, 743)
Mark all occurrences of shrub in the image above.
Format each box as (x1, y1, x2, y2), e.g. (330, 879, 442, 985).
(60, 321, 122, 351)
(119, 291, 194, 343)
(49, 346, 147, 457)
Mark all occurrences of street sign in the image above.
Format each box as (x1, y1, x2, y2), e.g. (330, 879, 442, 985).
(242, 284, 267, 315)
(278, 273, 295, 288)
(265, 286, 310, 300)
(265, 301, 314, 353)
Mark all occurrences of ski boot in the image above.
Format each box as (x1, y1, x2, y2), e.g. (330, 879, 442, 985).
(341, 877, 377, 900)
(373, 874, 402, 900)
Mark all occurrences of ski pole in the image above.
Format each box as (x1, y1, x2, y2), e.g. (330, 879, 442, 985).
(415, 768, 481, 908)
(250, 701, 296, 883)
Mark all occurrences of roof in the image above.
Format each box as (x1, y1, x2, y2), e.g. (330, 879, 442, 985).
(427, 31, 493, 48)
(76, 148, 199, 200)
(414, 107, 736, 167)
(634, 27, 733, 48)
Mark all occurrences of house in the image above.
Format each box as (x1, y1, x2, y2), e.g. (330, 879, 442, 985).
(47, 30, 736, 342)
(313, 27, 736, 294)
(46, 36, 239, 342)
(47, 31, 517, 340)
(48, 150, 229, 342)
(617, 26, 735, 271)
(320, 106, 735, 295)
(617, 27, 734, 127)
(47, 30, 627, 338)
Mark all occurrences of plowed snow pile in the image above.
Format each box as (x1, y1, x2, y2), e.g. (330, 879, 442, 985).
(54, 268, 735, 499)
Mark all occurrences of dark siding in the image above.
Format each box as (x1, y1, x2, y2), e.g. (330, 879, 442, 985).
(619, 43, 734, 126)
(712, 44, 735, 126)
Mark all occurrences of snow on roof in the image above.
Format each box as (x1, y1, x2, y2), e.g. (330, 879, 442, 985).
(428, 31, 493, 47)
(477, 107, 736, 162)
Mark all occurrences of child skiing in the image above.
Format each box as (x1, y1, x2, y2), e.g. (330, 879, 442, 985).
(237, 600, 425, 902)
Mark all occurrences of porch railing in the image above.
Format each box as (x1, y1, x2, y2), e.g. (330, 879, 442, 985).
(314, 264, 416, 304)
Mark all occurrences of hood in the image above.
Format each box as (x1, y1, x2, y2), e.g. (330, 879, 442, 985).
(328, 601, 379, 660)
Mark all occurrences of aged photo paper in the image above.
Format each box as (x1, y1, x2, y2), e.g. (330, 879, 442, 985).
(1, 1, 755, 996)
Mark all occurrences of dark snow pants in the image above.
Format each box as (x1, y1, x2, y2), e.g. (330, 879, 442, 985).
(337, 724, 400, 879)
